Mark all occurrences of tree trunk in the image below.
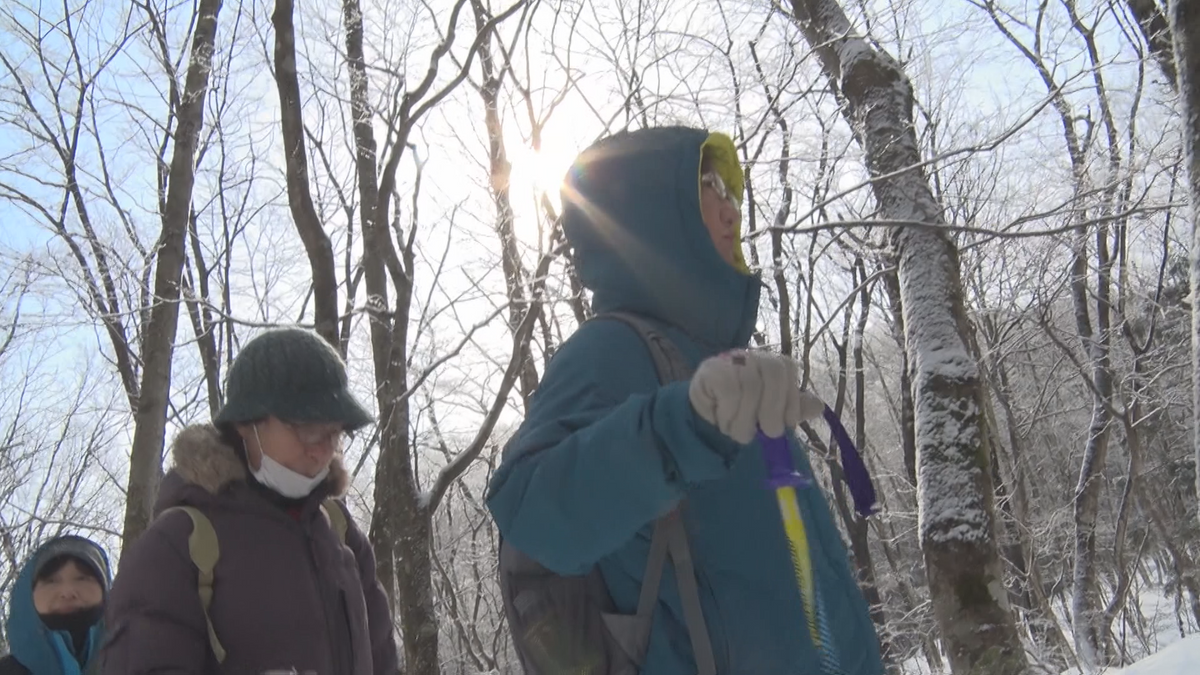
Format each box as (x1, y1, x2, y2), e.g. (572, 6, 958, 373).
(1172, 0, 1200, 530)
(339, 0, 436, 669)
(122, 0, 225, 546)
(272, 0, 339, 347)
(1127, 0, 1178, 85)
(1069, 226, 1115, 669)
(787, 2, 1026, 673)
(472, 0, 540, 409)
(184, 212, 224, 418)
(842, 258, 891, 661)
(990, 358, 1077, 671)
(882, 265, 919, 488)
(335, 3, 534, 672)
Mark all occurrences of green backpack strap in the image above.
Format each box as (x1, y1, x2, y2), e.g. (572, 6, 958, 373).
(159, 500, 345, 667)
(160, 505, 227, 665)
(321, 498, 348, 544)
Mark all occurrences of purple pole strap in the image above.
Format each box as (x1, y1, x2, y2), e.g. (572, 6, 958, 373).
(822, 405, 878, 518)
(756, 409, 879, 518)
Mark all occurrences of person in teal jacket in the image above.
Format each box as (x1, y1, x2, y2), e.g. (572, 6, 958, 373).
(1, 535, 111, 675)
(486, 126, 884, 674)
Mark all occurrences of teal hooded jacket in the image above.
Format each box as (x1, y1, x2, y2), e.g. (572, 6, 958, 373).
(486, 126, 884, 674)
(2, 536, 110, 675)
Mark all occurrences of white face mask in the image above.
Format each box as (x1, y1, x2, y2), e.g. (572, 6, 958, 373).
(251, 426, 329, 499)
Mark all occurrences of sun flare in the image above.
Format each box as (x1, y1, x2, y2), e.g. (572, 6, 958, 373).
(504, 138, 578, 244)
(508, 142, 574, 201)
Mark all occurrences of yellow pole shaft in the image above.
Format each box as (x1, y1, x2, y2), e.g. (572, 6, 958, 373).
(775, 485, 821, 649)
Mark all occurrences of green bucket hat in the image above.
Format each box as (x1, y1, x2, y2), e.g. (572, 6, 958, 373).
(214, 327, 373, 432)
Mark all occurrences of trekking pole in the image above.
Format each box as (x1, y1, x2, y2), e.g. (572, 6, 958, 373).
(758, 428, 846, 675)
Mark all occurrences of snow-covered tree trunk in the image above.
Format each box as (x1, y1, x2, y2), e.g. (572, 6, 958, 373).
(1068, 229, 1116, 669)
(787, 2, 1026, 673)
(1172, 0, 1200, 528)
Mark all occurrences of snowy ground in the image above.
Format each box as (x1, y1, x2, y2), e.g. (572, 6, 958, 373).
(900, 583, 1198, 674)
(1080, 635, 1200, 675)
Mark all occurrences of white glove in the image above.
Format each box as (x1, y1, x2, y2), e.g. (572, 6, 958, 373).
(688, 350, 825, 444)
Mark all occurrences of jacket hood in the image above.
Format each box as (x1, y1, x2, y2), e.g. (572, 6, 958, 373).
(153, 424, 349, 515)
(561, 126, 761, 350)
(5, 536, 110, 674)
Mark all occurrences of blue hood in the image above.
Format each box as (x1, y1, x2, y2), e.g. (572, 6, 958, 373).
(561, 126, 760, 351)
(490, 127, 884, 675)
(5, 535, 110, 675)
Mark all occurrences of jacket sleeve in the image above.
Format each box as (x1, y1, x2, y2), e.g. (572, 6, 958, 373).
(341, 504, 400, 675)
(485, 319, 743, 575)
(98, 511, 210, 675)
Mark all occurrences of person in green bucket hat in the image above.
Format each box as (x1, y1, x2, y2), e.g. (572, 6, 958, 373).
(100, 328, 398, 675)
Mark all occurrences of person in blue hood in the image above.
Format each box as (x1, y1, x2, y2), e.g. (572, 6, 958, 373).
(2, 535, 111, 675)
(486, 126, 884, 674)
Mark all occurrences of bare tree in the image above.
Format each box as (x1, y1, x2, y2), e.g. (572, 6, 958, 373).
(0, 0, 228, 545)
(1172, 0, 1200, 529)
(1127, 0, 1178, 85)
(470, 0, 543, 409)
(0, 3, 144, 413)
(333, 1, 540, 672)
(122, 0, 226, 545)
(785, 1, 1027, 673)
(271, 0, 339, 347)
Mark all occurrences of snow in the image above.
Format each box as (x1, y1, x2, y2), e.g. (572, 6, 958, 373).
(1062, 635, 1200, 675)
(895, 579, 1197, 674)
(900, 631, 1200, 675)
(906, 244, 994, 546)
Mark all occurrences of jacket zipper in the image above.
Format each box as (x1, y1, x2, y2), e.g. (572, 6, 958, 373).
(303, 517, 353, 675)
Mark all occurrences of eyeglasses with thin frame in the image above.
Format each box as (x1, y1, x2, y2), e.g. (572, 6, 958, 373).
(284, 422, 351, 448)
(701, 171, 741, 211)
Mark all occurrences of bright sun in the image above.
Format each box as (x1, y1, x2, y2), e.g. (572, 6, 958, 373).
(505, 138, 577, 244)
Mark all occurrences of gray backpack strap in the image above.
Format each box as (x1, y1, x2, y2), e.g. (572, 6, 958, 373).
(636, 514, 672, 619)
(664, 513, 717, 675)
(596, 312, 717, 675)
(597, 312, 692, 384)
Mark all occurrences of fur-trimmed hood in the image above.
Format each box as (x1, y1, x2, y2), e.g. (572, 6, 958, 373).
(109, 427, 399, 675)
(165, 423, 349, 499)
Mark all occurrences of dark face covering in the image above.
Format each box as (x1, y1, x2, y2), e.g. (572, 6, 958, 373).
(34, 554, 107, 663)
(39, 605, 104, 660)
(7, 538, 111, 674)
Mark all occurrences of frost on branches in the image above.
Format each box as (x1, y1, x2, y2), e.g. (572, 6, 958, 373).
(1171, 0, 1200, 531)
(788, 0, 1027, 672)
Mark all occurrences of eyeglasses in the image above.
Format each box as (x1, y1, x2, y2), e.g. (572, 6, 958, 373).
(284, 422, 350, 447)
(701, 171, 741, 211)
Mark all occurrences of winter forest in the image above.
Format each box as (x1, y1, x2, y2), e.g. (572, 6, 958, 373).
(2, 0, 1199, 673)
